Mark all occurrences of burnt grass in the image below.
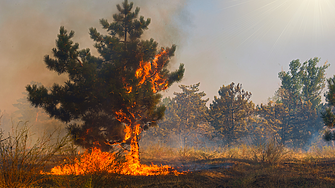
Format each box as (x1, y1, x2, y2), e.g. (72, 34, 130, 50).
(37, 157, 335, 188)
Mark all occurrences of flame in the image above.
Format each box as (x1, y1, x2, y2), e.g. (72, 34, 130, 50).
(124, 124, 131, 141)
(47, 146, 180, 176)
(135, 49, 169, 93)
(49, 147, 120, 175)
(47, 124, 180, 176)
(122, 77, 133, 93)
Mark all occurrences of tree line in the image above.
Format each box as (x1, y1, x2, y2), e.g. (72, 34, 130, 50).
(143, 58, 331, 149)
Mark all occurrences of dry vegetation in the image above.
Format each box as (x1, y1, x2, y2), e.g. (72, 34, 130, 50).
(1, 125, 335, 188)
(0, 122, 70, 188)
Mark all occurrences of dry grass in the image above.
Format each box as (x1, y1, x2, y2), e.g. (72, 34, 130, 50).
(0, 122, 69, 188)
(37, 157, 335, 188)
(1, 126, 335, 187)
(140, 139, 289, 164)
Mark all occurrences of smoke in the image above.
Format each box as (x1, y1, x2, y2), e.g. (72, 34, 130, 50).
(0, 0, 190, 115)
(140, 123, 226, 152)
(305, 128, 335, 151)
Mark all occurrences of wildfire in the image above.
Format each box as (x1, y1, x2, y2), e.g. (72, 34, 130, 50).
(134, 49, 169, 93)
(49, 146, 179, 176)
(44, 49, 182, 176)
(49, 147, 119, 175)
(47, 123, 180, 176)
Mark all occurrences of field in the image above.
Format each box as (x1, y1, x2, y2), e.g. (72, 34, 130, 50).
(1, 125, 335, 187)
(4, 144, 335, 187)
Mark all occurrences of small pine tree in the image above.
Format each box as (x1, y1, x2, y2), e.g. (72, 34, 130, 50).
(163, 83, 209, 149)
(208, 82, 254, 146)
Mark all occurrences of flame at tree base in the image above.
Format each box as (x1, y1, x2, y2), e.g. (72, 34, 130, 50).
(45, 124, 183, 176)
(46, 136, 182, 176)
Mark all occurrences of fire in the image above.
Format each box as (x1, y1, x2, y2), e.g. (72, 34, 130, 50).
(122, 77, 133, 93)
(48, 146, 179, 176)
(135, 49, 169, 93)
(47, 123, 180, 176)
(47, 124, 180, 176)
(49, 147, 119, 175)
(44, 49, 182, 176)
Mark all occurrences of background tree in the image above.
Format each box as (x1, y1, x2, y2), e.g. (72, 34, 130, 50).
(322, 75, 335, 141)
(254, 101, 284, 145)
(26, 0, 184, 151)
(257, 100, 316, 147)
(275, 58, 328, 147)
(171, 83, 209, 150)
(13, 82, 66, 141)
(140, 97, 178, 146)
(208, 82, 254, 146)
(301, 58, 329, 109)
(151, 83, 210, 149)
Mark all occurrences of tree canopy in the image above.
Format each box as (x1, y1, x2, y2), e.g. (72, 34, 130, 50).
(322, 76, 335, 141)
(26, 0, 184, 151)
(208, 82, 254, 146)
(267, 58, 328, 147)
(141, 83, 213, 150)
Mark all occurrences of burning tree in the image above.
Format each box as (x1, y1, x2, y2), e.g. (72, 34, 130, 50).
(26, 0, 184, 156)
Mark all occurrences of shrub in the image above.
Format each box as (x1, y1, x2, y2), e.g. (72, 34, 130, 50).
(253, 139, 289, 164)
(0, 121, 69, 187)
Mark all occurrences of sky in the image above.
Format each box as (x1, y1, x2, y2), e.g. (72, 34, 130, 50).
(1, 0, 335, 114)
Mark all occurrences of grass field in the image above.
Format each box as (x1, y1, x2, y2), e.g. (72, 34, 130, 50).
(1, 125, 335, 187)
(26, 143, 335, 187)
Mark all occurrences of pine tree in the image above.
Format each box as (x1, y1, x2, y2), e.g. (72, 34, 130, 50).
(301, 58, 329, 109)
(276, 58, 327, 147)
(322, 76, 335, 141)
(257, 100, 316, 147)
(255, 101, 284, 144)
(155, 83, 209, 150)
(208, 82, 254, 146)
(26, 0, 184, 151)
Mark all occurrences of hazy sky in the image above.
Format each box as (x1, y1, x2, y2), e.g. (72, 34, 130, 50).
(1, 0, 335, 114)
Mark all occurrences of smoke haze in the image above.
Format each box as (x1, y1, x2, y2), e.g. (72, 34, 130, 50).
(2, 0, 335, 136)
(0, 0, 189, 114)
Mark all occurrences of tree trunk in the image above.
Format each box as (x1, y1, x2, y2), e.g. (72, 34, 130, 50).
(129, 124, 140, 164)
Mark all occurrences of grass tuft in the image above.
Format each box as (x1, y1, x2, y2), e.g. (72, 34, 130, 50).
(252, 139, 289, 164)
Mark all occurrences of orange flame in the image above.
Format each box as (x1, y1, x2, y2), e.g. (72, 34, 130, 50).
(49, 147, 120, 175)
(122, 77, 133, 93)
(134, 49, 169, 93)
(47, 146, 180, 176)
(46, 124, 180, 176)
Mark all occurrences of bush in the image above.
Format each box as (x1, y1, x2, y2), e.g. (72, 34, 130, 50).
(253, 139, 289, 164)
(0, 121, 69, 187)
